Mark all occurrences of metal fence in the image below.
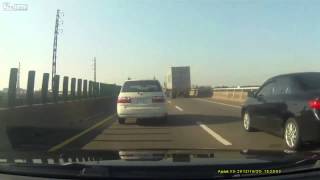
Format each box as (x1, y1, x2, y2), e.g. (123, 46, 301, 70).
(0, 68, 121, 107)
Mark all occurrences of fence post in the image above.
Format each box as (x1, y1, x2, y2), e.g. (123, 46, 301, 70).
(8, 68, 18, 107)
(89, 81, 93, 97)
(52, 75, 60, 102)
(83, 80, 88, 97)
(94, 82, 97, 97)
(91, 82, 94, 97)
(71, 78, 76, 99)
(93, 82, 97, 97)
(63, 76, 69, 100)
(41, 73, 49, 104)
(99, 83, 103, 96)
(26, 71, 36, 105)
(100, 83, 104, 96)
(77, 79, 82, 98)
(97, 83, 101, 97)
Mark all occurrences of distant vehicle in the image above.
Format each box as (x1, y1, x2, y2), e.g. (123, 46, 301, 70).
(117, 80, 168, 124)
(241, 72, 320, 150)
(189, 86, 213, 97)
(164, 66, 191, 98)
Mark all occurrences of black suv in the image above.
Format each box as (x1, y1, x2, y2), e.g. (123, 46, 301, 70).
(242, 72, 320, 150)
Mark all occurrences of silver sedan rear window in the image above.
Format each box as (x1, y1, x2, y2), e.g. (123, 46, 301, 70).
(122, 80, 162, 92)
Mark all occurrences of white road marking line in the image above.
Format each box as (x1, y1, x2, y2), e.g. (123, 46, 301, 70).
(197, 121, 232, 146)
(59, 158, 64, 164)
(195, 98, 241, 109)
(175, 106, 184, 111)
(32, 159, 43, 164)
(14, 159, 26, 163)
(48, 159, 55, 164)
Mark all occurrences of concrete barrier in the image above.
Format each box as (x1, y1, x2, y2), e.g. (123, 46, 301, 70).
(212, 87, 259, 103)
(0, 111, 11, 151)
(212, 91, 248, 102)
(0, 97, 116, 150)
(189, 88, 213, 98)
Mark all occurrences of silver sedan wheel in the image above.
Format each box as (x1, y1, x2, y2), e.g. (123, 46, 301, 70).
(243, 112, 250, 131)
(285, 122, 298, 148)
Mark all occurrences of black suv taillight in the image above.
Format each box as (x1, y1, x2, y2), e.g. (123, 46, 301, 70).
(309, 99, 320, 110)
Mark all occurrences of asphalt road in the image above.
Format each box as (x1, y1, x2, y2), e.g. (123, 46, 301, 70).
(55, 97, 292, 152)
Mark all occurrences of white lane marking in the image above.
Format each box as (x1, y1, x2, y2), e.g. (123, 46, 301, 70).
(195, 98, 241, 109)
(48, 159, 55, 164)
(14, 159, 26, 163)
(32, 159, 43, 164)
(59, 158, 64, 164)
(175, 106, 184, 112)
(197, 122, 232, 146)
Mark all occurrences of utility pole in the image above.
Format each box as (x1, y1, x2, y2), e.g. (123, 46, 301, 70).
(93, 57, 96, 82)
(51, 9, 63, 90)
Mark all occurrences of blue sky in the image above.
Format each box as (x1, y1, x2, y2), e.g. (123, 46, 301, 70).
(1, 0, 320, 90)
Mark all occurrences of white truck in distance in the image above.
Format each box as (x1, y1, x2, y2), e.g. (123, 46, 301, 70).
(164, 66, 191, 98)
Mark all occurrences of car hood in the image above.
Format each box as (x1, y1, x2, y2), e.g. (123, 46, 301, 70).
(2, 148, 320, 179)
(84, 149, 319, 166)
(0, 148, 318, 166)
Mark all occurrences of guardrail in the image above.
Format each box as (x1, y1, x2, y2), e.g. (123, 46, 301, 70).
(0, 93, 5, 107)
(0, 68, 121, 107)
(213, 87, 260, 91)
(0, 96, 116, 150)
(212, 87, 260, 102)
(0, 68, 121, 151)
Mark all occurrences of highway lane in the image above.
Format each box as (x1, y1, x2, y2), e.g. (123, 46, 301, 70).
(73, 97, 287, 151)
(170, 98, 285, 150)
(81, 101, 215, 150)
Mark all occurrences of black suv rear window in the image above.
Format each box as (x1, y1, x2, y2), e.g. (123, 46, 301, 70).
(295, 74, 320, 90)
(122, 81, 162, 92)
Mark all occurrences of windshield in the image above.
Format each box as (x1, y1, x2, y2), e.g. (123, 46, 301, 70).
(2, 0, 320, 178)
(122, 80, 162, 92)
